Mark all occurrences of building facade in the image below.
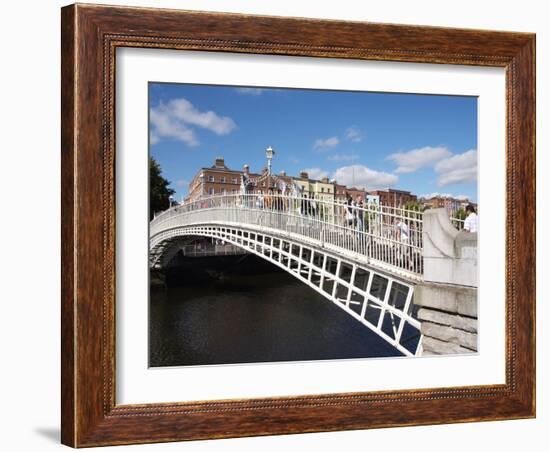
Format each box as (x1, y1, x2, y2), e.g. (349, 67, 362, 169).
(187, 158, 243, 202)
(288, 172, 337, 221)
(421, 196, 462, 215)
(292, 172, 335, 203)
(334, 183, 347, 203)
(346, 187, 367, 203)
(187, 158, 301, 203)
(185, 157, 420, 214)
(420, 195, 475, 216)
(251, 169, 295, 193)
(368, 189, 417, 207)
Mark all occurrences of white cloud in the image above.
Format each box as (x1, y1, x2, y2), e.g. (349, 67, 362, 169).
(175, 179, 189, 188)
(420, 192, 467, 200)
(387, 146, 452, 173)
(150, 98, 236, 146)
(150, 131, 160, 145)
(327, 153, 359, 162)
(235, 87, 265, 96)
(435, 149, 477, 186)
(345, 127, 363, 143)
(150, 108, 198, 146)
(420, 192, 451, 199)
(313, 136, 339, 151)
(332, 165, 398, 190)
(301, 167, 329, 180)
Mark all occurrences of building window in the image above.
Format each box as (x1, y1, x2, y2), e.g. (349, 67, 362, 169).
(220, 176, 226, 183)
(208, 188, 215, 195)
(208, 176, 215, 182)
(232, 177, 238, 184)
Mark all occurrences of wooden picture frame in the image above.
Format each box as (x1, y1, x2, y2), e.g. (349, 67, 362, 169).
(61, 3, 535, 447)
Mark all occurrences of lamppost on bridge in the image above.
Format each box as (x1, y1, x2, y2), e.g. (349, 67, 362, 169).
(265, 145, 275, 190)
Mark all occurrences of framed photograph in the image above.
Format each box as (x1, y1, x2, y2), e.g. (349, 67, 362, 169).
(61, 3, 535, 447)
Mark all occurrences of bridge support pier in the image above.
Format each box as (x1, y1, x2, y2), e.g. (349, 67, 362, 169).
(415, 208, 478, 355)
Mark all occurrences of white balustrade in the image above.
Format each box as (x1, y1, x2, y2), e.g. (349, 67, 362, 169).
(151, 193, 424, 278)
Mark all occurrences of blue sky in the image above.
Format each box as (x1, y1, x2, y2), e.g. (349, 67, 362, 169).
(149, 83, 478, 202)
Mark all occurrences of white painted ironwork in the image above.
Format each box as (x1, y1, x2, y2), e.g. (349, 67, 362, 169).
(151, 193, 423, 279)
(151, 224, 422, 356)
(450, 217, 465, 230)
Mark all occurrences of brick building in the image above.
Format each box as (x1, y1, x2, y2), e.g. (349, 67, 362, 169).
(187, 158, 243, 202)
(332, 184, 367, 204)
(187, 158, 299, 202)
(185, 158, 418, 211)
(421, 195, 473, 215)
(251, 169, 295, 193)
(368, 189, 417, 207)
(334, 183, 347, 203)
(346, 187, 367, 203)
(421, 195, 446, 210)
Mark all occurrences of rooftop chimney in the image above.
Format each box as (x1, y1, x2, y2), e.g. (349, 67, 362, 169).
(321, 176, 329, 183)
(299, 171, 309, 179)
(214, 157, 225, 168)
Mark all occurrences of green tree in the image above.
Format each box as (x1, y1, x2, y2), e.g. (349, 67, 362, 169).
(453, 207, 467, 221)
(149, 156, 175, 219)
(403, 201, 423, 211)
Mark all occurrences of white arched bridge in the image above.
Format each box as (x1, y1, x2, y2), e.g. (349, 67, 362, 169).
(150, 193, 425, 357)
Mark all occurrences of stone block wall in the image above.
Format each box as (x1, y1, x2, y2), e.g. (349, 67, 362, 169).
(415, 283, 477, 355)
(416, 208, 478, 355)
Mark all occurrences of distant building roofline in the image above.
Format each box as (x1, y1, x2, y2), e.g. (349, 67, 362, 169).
(368, 188, 412, 193)
(200, 167, 243, 174)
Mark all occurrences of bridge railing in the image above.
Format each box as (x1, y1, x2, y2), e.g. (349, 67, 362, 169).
(450, 217, 465, 230)
(151, 193, 424, 277)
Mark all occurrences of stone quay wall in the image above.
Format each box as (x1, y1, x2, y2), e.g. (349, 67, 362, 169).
(416, 208, 478, 355)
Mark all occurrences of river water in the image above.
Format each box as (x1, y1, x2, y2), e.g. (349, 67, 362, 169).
(149, 254, 402, 367)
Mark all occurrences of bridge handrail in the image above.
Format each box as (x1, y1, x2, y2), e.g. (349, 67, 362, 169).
(155, 193, 423, 226)
(450, 216, 465, 230)
(151, 192, 424, 276)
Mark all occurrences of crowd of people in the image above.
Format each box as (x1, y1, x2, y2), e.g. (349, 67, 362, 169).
(187, 185, 475, 255)
(251, 189, 373, 232)
(233, 187, 421, 242)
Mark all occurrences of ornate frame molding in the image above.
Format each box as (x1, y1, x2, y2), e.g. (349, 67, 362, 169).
(61, 4, 535, 447)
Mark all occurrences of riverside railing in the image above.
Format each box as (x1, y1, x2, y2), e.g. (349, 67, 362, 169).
(151, 193, 424, 277)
